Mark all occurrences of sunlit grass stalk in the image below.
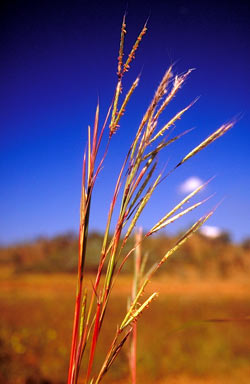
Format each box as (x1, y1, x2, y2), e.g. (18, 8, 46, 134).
(67, 14, 235, 384)
(129, 228, 143, 384)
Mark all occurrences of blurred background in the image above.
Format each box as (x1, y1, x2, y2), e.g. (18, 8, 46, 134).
(1, 1, 250, 383)
(1, 0, 250, 244)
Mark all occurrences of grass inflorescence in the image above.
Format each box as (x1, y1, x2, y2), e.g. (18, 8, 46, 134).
(67, 15, 235, 384)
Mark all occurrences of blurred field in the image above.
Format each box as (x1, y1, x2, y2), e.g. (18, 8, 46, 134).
(1, 266, 250, 384)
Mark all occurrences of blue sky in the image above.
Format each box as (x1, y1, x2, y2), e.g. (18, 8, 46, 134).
(1, 0, 250, 244)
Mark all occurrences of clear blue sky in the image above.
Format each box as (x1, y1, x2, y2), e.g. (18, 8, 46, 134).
(1, 0, 249, 245)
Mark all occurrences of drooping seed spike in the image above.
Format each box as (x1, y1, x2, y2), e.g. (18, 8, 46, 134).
(123, 21, 148, 74)
(117, 14, 127, 78)
(176, 121, 235, 168)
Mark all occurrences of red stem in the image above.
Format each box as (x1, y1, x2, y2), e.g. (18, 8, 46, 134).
(86, 302, 101, 383)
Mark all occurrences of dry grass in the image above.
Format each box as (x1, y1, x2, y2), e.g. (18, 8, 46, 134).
(65, 14, 237, 382)
(1, 271, 250, 384)
(1, 269, 250, 299)
(0, 13, 236, 384)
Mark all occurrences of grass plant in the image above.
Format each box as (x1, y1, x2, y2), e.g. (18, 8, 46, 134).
(67, 15, 235, 384)
(128, 228, 143, 384)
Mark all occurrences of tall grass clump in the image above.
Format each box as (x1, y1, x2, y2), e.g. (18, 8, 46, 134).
(67, 15, 235, 384)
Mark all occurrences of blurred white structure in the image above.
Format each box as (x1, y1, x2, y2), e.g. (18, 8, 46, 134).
(179, 176, 203, 194)
(200, 225, 222, 238)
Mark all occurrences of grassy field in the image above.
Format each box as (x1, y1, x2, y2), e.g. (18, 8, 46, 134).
(1, 268, 250, 384)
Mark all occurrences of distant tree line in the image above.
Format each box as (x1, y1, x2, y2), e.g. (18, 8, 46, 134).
(1, 231, 250, 278)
